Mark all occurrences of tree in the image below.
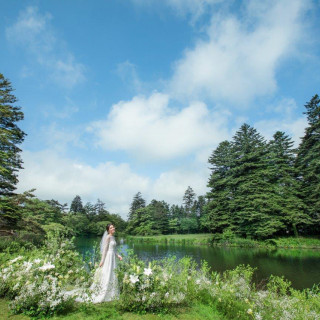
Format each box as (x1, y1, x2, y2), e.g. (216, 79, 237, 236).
(230, 124, 284, 238)
(95, 198, 106, 215)
(70, 195, 84, 214)
(128, 192, 146, 221)
(296, 94, 320, 233)
(183, 186, 196, 217)
(0, 73, 26, 195)
(268, 131, 310, 236)
(84, 202, 96, 216)
(205, 140, 234, 233)
(149, 200, 170, 234)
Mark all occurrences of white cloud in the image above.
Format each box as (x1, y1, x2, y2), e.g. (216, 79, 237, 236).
(132, 0, 222, 22)
(254, 98, 307, 145)
(17, 150, 150, 217)
(17, 149, 212, 217)
(88, 92, 230, 160)
(170, 0, 308, 104)
(116, 61, 143, 93)
(6, 6, 85, 88)
(152, 165, 209, 204)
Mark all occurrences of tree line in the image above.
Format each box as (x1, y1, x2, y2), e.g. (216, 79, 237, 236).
(126, 188, 206, 235)
(126, 96, 320, 239)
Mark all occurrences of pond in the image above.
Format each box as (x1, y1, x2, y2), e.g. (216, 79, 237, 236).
(74, 236, 320, 290)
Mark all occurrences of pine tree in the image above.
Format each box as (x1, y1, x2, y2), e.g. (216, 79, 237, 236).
(149, 200, 170, 234)
(268, 131, 310, 236)
(128, 192, 146, 221)
(230, 124, 284, 238)
(95, 198, 106, 215)
(183, 186, 196, 217)
(0, 73, 26, 195)
(70, 195, 84, 214)
(205, 140, 234, 233)
(296, 94, 320, 233)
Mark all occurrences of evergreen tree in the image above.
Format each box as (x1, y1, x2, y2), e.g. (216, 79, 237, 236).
(183, 186, 196, 217)
(296, 94, 320, 233)
(0, 73, 26, 195)
(149, 200, 170, 234)
(95, 198, 106, 215)
(128, 192, 146, 221)
(205, 140, 234, 233)
(268, 131, 310, 236)
(230, 124, 284, 238)
(70, 195, 84, 214)
(83, 202, 96, 216)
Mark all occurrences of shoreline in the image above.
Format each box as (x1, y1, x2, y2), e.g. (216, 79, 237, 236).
(125, 234, 320, 250)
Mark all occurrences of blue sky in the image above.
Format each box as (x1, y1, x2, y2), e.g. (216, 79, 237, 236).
(1, 0, 320, 217)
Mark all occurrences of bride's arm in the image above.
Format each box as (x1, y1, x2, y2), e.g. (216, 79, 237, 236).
(115, 239, 122, 260)
(99, 236, 110, 267)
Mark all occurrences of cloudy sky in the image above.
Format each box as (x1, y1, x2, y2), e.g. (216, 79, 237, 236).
(1, 0, 320, 218)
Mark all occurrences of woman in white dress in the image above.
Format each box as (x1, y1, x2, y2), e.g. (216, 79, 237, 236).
(63, 224, 122, 303)
(90, 224, 122, 303)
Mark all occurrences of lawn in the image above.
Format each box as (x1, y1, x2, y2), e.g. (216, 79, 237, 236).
(0, 299, 226, 320)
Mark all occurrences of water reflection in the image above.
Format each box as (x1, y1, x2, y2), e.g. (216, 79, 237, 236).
(74, 236, 320, 290)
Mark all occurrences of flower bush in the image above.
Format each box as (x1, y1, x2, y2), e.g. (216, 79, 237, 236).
(0, 236, 91, 317)
(116, 255, 320, 319)
(116, 253, 212, 312)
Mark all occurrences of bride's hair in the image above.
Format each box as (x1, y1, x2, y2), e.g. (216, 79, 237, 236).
(106, 224, 113, 232)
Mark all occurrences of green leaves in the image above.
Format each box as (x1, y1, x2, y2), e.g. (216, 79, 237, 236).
(206, 120, 315, 239)
(0, 73, 26, 196)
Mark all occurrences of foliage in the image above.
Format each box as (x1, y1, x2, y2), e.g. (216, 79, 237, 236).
(70, 195, 84, 214)
(183, 186, 196, 217)
(0, 237, 90, 317)
(205, 118, 319, 239)
(128, 192, 146, 222)
(296, 94, 320, 234)
(0, 73, 26, 196)
(116, 255, 320, 319)
(116, 253, 208, 312)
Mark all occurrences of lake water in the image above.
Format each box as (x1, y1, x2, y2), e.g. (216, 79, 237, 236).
(74, 236, 320, 290)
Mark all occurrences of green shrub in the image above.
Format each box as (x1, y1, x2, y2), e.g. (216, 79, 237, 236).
(0, 237, 91, 317)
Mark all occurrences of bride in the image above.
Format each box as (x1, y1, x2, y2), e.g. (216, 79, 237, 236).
(65, 223, 122, 303)
(90, 224, 122, 303)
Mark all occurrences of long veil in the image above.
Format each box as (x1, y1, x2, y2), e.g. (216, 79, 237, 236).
(100, 230, 108, 255)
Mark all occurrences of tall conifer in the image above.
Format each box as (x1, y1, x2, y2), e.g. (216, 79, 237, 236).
(0, 74, 26, 195)
(296, 94, 320, 232)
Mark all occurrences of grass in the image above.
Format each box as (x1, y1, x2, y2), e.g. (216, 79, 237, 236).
(126, 234, 320, 250)
(126, 234, 213, 245)
(0, 299, 226, 320)
(273, 237, 320, 249)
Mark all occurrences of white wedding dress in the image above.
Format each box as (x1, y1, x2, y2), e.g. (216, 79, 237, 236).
(90, 235, 119, 303)
(63, 234, 119, 303)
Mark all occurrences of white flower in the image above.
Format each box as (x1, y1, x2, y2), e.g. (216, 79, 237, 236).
(34, 259, 41, 264)
(144, 268, 152, 276)
(255, 313, 262, 320)
(23, 261, 33, 272)
(10, 256, 23, 263)
(129, 274, 139, 284)
(39, 262, 55, 271)
(247, 308, 253, 315)
(196, 279, 201, 285)
(165, 292, 169, 298)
